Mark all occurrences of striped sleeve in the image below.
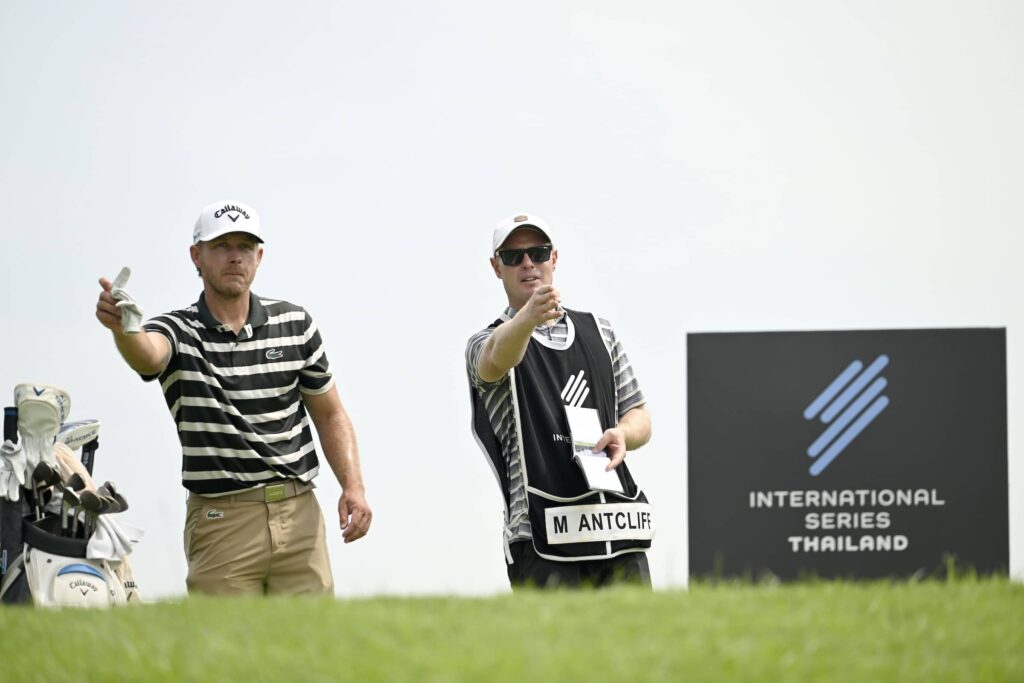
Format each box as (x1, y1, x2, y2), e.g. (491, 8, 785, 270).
(138, 314, 182, 382)
(597, 317, 646, 418)
(466, 327, 500, 390)
(298, 309, 333, 395)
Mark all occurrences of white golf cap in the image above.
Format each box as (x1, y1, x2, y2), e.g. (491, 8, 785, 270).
(193, 200, 264, 245)
(492, 213, 554, 254)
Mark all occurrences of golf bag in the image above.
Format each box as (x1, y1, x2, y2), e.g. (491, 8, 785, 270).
(1, 389, 139, 607)
(1, 515, 127, 607)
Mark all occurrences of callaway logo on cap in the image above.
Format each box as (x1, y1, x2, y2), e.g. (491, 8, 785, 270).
(193, 200, 265, 245)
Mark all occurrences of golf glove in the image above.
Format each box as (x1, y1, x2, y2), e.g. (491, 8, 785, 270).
(111, 266, 143, 334)
(1, 439, 27, 486)
(0, 463, 17, 501)
(0, 440, 25, 501)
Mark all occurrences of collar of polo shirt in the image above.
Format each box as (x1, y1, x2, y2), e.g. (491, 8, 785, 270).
(196, 292, 269, 338)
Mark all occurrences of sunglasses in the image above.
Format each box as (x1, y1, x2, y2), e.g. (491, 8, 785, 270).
(496, 245, 553, 266)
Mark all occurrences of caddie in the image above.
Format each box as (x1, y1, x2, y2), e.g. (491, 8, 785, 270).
(95, 200, 371, 596)
(466, 213, 655, 589)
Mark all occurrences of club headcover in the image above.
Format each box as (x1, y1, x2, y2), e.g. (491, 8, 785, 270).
(53, 441, 96, 491)
(58, 419, 100, 451)
(52, 441, 81, 485)
(14, 383, 70, 472)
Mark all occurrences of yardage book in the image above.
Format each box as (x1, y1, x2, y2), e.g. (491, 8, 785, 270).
(564, 405, 624, 494)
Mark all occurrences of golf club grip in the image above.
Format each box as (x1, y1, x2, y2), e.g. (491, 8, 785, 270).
(3, 407, 16, 443)
(81, 439, 98, 475)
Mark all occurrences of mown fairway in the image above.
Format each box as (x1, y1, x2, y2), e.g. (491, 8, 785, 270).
(2, 579, 1022, 682)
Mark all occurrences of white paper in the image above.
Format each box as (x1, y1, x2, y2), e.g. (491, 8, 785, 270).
(573, 448, 625, 494)
(564, 406, 603, 447)
(564, 405, 624, 493)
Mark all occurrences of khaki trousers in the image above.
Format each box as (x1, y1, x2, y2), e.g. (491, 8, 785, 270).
(184, 488, 334, 596)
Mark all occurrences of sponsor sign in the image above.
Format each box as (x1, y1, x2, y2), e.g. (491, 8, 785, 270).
(687, 328, 1008, 579)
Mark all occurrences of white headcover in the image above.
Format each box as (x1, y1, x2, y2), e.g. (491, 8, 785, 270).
(14, 383, 71, 473)
(57, 419, 100, 451)
(52, 442, 79, 483)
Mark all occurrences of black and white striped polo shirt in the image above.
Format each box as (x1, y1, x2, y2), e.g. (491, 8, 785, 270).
(142, 291, 334, 495)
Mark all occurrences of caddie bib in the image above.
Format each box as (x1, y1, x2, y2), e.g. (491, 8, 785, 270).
(479, 309, 654, 561)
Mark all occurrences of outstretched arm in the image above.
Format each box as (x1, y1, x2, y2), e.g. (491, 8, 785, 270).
(477, 285, 561, 382)
(95, 276, 170, 375)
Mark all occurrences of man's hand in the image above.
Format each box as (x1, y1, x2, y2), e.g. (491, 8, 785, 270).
(338, 487, 372, 543)
(516, 284, 561, 328)
(95, 277, 125, 332)
(96, 274, 170, 374)
(593, 427, 627, 471)
(476, 284, 563, 383)
(97, 268, 144, 333)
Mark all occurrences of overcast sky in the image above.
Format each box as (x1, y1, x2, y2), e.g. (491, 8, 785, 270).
(1, 1, 1021, 597)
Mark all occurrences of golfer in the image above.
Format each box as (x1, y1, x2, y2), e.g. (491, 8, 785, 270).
(466, 213, 655, 589)
(95, 200, 371, 596)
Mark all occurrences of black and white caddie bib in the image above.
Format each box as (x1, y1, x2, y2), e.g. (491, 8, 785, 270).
(471, 309, 654, 562)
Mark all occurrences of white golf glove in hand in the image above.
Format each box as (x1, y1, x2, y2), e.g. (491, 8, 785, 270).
(0, 440, 25, 501)
(111, 266, 143, 334)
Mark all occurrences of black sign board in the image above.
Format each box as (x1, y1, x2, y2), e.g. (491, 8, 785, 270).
(687, 328, 1008, 579)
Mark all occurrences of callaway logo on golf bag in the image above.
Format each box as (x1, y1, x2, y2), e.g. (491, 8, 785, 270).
(25, 550, 126, 608)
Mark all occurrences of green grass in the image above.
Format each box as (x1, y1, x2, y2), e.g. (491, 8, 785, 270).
(2, 579, 1022, 682)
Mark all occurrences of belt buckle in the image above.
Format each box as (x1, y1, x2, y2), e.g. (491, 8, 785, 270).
(264, 483, 286, 502)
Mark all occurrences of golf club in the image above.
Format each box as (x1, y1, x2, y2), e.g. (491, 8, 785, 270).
(31, 462, 61, 521)
(67, 473, 87, 493)
(98, 481, 129, 512)
(59, 489, 74, 537)
(78, 490, 102, 539)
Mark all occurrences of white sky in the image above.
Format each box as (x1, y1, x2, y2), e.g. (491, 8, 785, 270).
(1, 1, 1021, 597)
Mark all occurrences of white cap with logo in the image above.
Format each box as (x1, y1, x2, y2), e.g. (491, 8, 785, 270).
(492, 213, 554, 254)
(193, 200, 264, 245)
